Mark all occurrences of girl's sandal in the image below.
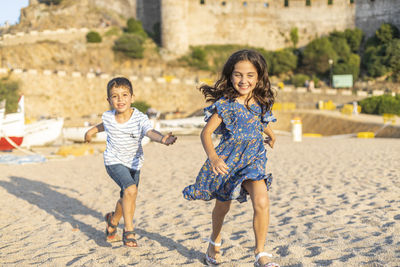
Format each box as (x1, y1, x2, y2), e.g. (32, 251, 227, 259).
(204, 238, 222, 266)
(254, 252, 280, 267)
(104, 212, 118, 240)
(122, 230, 138, 247)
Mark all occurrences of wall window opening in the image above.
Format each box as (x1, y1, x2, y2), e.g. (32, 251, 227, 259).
(284, 0, 289, 7)
(200, 0, 205, 5)
(306, 0, 311, 6)
(328, 0, 333, 5)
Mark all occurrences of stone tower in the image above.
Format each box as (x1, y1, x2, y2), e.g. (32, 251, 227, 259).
(161, 0, 189, 55)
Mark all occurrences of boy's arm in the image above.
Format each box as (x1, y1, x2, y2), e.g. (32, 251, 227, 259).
(263, 123, 276, 148)
(201, 113, 228, 175)
(84, 123, 104, 143)
(145, 129, 177, 145)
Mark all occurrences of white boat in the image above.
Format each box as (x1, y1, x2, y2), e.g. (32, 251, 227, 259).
(63, 126, 107, 143)
(159, 116, 205, 135)
(0, 96, 25, 151)
(0, 95, 64, 150)
(21, 118, 64, 148)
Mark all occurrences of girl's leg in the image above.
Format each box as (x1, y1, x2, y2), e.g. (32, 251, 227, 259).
(122, 184, 138, 246)
(242, 179, 270, 265)
(207, 199, 231, 260)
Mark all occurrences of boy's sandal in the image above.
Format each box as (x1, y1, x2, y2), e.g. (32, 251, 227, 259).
(122, 230, 138, 247)
(104, 212, 118, 240)
(254, 252, 280, 267)
(204, 238, 222, 266)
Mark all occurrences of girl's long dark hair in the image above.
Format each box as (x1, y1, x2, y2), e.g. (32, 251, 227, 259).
(199, 49, 275, 116)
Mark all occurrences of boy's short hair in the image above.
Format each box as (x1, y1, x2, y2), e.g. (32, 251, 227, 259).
(107, 77, 133, 98)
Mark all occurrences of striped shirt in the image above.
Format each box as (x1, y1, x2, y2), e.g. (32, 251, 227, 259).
(102, 108, 153, 170)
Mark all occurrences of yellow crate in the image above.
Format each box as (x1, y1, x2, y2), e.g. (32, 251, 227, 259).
(56, 144, 94, 157)
(199, 78, 214, 85)
(272, 103, 282, 111)
(283, 102, 296, 111)
(383, 113, 396, 124)
(163, 75, 175, 83)
(357, 132, 375, 139)
(341, 104, 353, 115)
(324, 100, 336, 110)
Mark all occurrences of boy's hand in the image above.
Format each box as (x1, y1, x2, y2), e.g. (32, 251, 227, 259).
(264, 135, 276, 148)
(84, 131, 92, 143)
(162, 132, 177, 145)
(209, 155, 229, 176)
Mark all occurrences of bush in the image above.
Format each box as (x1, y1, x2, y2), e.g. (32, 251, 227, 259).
(0, 78, 20, 113)
(86, 31, 102, 43)
(104, 27, 121, 37)
(291, 74, 310, 87)
(359, 95, 400, 115)
(131, 101, 150, 113)
(113, 34, 145, 59)
(125, 18, 147, 39)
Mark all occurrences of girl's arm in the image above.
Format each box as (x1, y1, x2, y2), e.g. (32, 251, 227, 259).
(201, 113, 229, 175)
(263, 123, 276, 148)
(146, 129, 177, 145)
(84, 123, 104, 143)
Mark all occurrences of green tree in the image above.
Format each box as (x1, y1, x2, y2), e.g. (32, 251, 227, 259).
(302, 37, 337, 75)
(270, 49, 298, 75)
(344, 28, 363, 53)
(86, 31, 102, 43)
(113, 34, 145, 59)
(375, 23, 400, 44)
(0, 78, 20, 113)
(290, 27, 299, 48)
(333, 54, 360, 80)
(291, 74, 310, 87)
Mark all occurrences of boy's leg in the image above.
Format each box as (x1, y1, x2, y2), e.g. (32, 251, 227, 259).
(207, 199, 231, 260)
(107, 199, 123, 234)
(122, 184, 138, 245)
(242, 179, 270, 265)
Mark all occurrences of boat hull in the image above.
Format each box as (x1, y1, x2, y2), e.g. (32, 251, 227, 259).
(0, 136, 24, 151)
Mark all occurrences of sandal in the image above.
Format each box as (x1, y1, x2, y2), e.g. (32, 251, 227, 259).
(204, 238, 222, 266)
(104, 212, 118, 240)
(254, 252, 280, 267)
(122, 229, 138, 247)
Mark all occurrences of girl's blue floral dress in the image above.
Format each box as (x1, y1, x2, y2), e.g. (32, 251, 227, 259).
(182, 97, 276, 203)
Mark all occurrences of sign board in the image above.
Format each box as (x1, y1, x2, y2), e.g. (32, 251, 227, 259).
(332, 74, 353, 88)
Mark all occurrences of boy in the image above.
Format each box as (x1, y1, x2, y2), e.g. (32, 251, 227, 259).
(85, 77, 176, 247)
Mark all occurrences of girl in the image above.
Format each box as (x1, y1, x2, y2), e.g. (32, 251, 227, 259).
(182, 50, 279, 267)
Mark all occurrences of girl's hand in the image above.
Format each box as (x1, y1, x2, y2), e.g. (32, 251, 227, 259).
(264, 135, 276, 148)
(162, 132, 177, 145)
(209, 155, 229, 175)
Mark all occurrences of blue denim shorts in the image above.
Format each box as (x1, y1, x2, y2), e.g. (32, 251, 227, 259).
(105, 164, 140, 198)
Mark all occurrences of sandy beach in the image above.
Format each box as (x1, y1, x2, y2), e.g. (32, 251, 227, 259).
(0, 135, 399, 266)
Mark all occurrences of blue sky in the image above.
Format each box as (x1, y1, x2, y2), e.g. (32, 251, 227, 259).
(0, 0, 30, 26)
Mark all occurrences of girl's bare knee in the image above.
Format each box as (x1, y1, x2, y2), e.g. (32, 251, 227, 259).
(253, 195, 269, 212)
(214, 201, 231, 216)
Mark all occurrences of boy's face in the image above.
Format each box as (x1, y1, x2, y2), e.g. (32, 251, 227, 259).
(107, 86, 134, 114)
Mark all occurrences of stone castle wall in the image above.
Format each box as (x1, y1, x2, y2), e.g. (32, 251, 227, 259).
(151, 0, 400, 55)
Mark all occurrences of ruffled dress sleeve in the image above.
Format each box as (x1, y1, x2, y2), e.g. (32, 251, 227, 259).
(204, 98, 237, 135)
(260, 110, 277, 128)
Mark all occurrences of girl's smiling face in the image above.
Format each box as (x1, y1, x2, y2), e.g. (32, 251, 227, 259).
(107, 86, 134, 114)
(231, 60, 258, 101)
